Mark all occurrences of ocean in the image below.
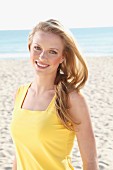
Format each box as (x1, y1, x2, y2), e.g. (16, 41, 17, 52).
(0, 27, 113, 59)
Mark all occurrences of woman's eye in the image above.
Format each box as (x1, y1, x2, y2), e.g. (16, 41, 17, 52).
(34, 46, 41, 51)
(49, 50, 57, 54)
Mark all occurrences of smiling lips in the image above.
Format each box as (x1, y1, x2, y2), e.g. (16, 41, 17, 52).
(35, 60, 49, 68)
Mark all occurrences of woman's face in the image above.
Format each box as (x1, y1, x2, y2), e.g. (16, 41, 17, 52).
(29, 31, 64, 76)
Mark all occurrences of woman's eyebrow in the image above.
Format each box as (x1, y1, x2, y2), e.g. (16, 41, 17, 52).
(33, 43, 59, 51)
(49, 48, 59, 51)
(33, 43, 40, 45)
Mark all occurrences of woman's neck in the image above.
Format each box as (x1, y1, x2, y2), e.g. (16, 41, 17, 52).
(31, 75, 56, 95)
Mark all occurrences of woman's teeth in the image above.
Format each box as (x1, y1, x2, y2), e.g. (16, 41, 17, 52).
(35, 61, 49, 68)
(37, 63, 49, 68)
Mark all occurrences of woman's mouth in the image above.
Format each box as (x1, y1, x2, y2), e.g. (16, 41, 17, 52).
(35, 60, 49, 69)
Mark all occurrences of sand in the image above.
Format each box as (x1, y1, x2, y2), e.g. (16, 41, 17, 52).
(0, 57, 113, 170)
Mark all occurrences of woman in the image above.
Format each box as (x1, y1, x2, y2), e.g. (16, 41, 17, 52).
(10, 19, 99, 170)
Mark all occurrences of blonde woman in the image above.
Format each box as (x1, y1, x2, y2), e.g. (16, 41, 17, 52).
(10, 19, 99, 170)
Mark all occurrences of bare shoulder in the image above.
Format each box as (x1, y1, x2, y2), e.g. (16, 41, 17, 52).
(68, 91, 91, 124)
(69, 91, 87, 106)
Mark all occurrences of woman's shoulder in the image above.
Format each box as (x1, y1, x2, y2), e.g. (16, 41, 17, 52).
(16, 82, 31, 91)
(68, 90, 86, 106)
(68, 90, 90, 122)
(13, 82, 31, 101)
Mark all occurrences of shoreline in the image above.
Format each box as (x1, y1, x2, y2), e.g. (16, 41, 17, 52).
(0, 55, 113, 60)
(0, 57, 113, 170)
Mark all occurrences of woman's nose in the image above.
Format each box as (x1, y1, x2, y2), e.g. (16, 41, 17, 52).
(39, 51, 47, 60)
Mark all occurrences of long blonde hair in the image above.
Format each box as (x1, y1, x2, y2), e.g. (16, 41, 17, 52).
(28, 19, 88, 130)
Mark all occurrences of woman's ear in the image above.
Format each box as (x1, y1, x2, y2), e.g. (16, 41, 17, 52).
(28, 44, 31, 51)
(60, 57, 65, 64)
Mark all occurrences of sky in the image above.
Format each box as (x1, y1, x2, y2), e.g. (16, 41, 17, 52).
(0, 0, 113, 30)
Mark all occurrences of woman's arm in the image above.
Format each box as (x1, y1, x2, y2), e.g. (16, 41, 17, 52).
(68, 92, 99, 170)
(12, 155, 17, 170)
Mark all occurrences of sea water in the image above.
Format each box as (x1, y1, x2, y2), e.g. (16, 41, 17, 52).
(0, 27, 113, 59)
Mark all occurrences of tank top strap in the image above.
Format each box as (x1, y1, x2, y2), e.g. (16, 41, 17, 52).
(14, 83, 31, 109)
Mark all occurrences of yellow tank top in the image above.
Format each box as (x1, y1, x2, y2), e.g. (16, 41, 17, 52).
(10, 83, 76, 170)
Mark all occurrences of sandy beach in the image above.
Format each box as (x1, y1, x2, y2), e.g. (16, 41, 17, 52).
(0, 57, 113, 170)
